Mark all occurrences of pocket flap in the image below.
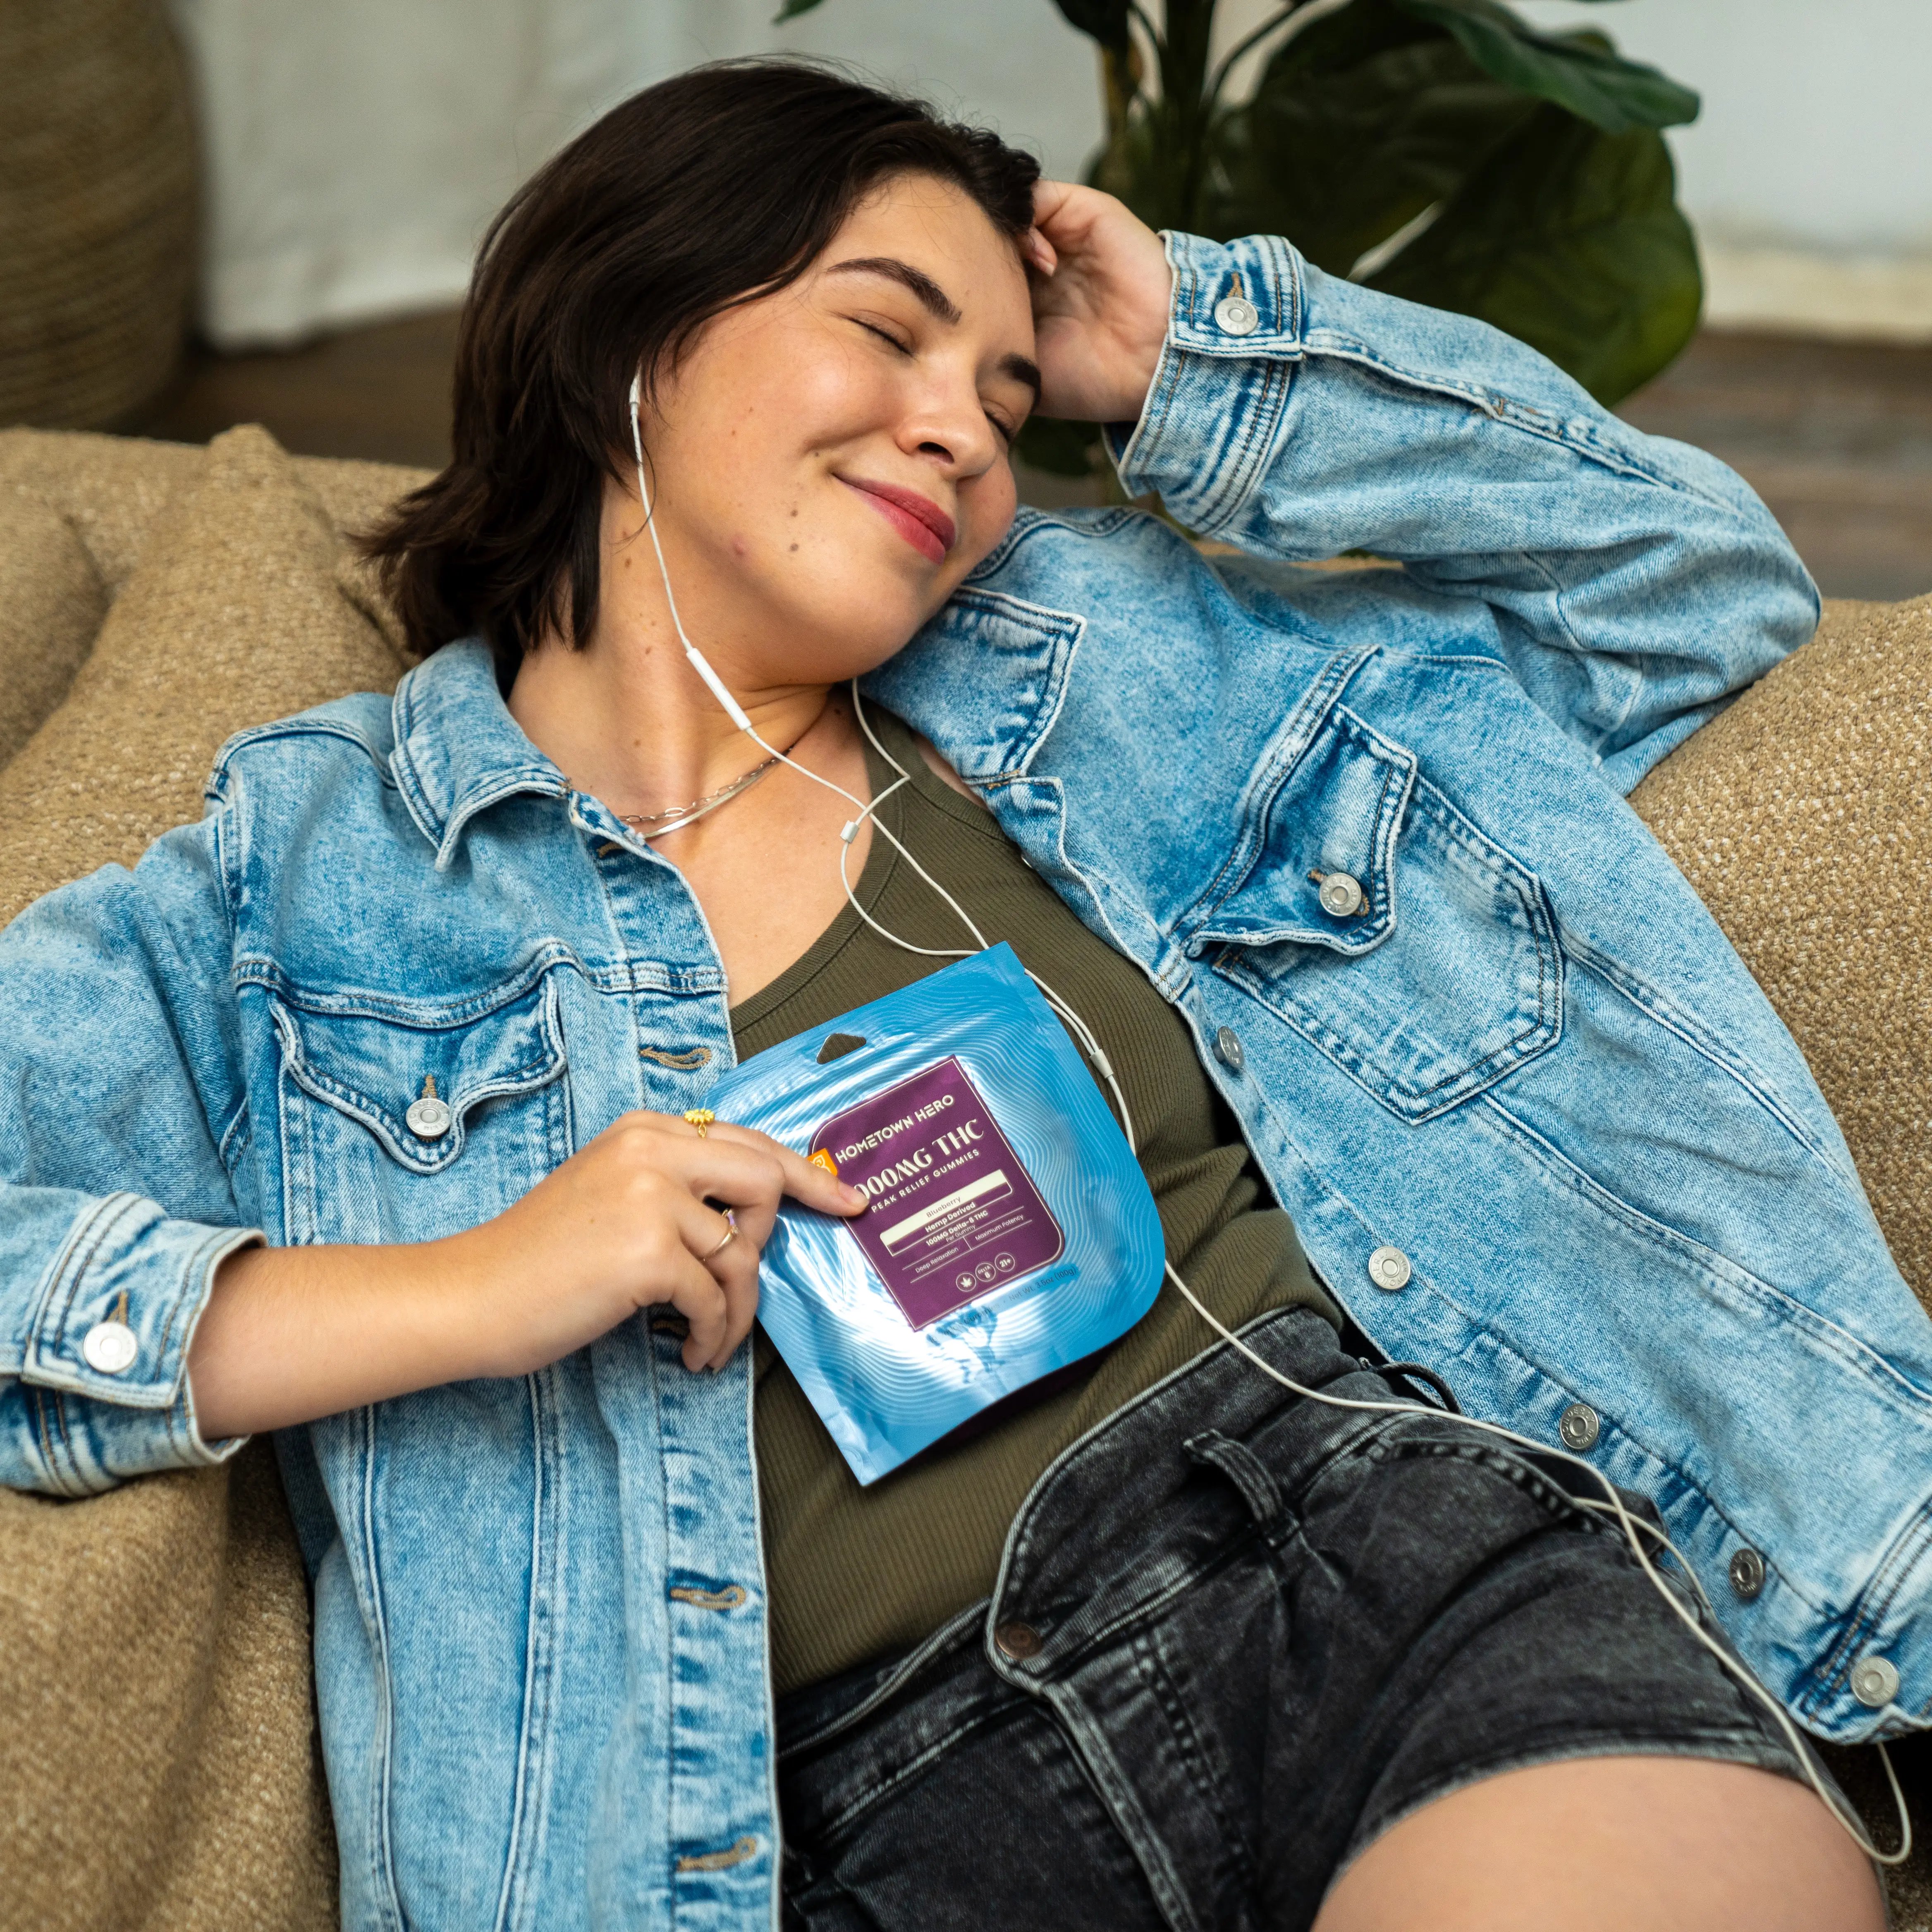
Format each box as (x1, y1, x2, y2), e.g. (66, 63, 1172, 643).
(270, 974, 566, 1175)
(1189, 706, 1415, 957)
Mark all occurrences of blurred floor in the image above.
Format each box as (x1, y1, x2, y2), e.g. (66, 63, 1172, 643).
(139, 314, 1932, 602)
(143, 310, 463, 473)
(1620, 332, 1932, 604)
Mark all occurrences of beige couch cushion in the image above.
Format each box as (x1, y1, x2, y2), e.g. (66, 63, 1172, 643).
(0, 486, 104, 766)
(0, 425, 421, 1932)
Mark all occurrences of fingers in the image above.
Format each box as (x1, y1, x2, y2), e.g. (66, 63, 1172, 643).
(1022, 224, 1058, 277)
(1031, 178, 1078, 235)
(591, 1111, 868, 1372)
(660, 1245, 733, 1372)
(637, 1188, 759, 1372)
(660, 1192, 746, 1368)
(699, 1215, 762, 1372)
(674, 1119, 869, 1222)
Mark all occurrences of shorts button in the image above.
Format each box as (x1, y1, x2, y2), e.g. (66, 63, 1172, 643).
(1850, 1657, 1900, 1709)
(1367, 1245, 1411, 1291)
(81, 1320, 139, 1375)
(995, 1621, 1044, 1661)
(1213, 1025, 1245, 1072)
(1728, 1547, 1766, 1600)
(1317, 871, 1365, 917)
(1213, 294, 1259, 337)
(1558, 1402, 1600, 1451)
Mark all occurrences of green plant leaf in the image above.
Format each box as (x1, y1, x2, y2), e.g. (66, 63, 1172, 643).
(1392, 0, 1698, 132)
(1211, 0, 1537, 274)
(1016, 414, 1105, 477)
(1052, 0, 1133, 53)
(1365, 103, 1700, 402)
(772, 0, 825, 19)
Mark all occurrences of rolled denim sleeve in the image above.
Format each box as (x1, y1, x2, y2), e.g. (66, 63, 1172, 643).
(1110, 231, 1820, 791)
(0, 808, 261, 1495)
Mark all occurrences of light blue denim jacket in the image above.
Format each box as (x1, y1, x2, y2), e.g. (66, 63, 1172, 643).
(5, 232, 1930, 1930)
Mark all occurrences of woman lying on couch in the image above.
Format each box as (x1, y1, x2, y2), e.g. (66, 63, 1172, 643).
(3, 56, 1926, 1932)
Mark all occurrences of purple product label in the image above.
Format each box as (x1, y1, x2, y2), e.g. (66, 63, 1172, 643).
(810, 1056, 1064, 1329)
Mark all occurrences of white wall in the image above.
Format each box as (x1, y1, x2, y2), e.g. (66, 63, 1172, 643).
(1518, 0, 1932, 336)
(170, 0, 1932, 347)
(170, 0, 1105, 346)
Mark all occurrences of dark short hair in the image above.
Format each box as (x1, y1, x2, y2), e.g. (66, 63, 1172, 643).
(361, 60, 1041, 670)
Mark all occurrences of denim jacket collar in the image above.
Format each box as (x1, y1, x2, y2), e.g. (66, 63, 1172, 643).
(389, 640, 569, 870)
(869, 579, 1086, 782)
(391, 598, 1088, 858)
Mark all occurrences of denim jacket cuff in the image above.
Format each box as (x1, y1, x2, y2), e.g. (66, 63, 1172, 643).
(1794, 1510, 1932, 1743)
(1108, 230, 1305, 533)
(18, 1193, 258, 1489)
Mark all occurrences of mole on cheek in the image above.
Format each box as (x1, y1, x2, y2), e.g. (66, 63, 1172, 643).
(732, 536, 748, 559)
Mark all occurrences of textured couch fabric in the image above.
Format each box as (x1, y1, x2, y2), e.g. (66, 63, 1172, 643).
(0, 426, 421, 1932)
(0, 424, 1923, 1927)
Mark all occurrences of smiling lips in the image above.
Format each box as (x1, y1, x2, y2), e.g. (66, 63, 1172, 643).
(842, 478, 956, 564)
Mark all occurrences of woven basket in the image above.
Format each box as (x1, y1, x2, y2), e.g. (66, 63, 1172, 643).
(0, 0, 198, 431)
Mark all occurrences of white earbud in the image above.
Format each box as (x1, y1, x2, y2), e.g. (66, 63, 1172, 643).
(629, 370, 756, 734)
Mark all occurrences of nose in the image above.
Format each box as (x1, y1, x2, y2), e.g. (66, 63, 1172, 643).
(895, 363, 1002, 478)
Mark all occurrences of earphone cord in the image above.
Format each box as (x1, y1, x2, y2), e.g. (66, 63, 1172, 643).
(623, 378, 1909, 1867)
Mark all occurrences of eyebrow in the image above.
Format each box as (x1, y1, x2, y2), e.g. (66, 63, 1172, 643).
(826, 255, 1042, 401)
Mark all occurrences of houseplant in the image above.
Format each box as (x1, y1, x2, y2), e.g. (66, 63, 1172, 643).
(780, 0, 1702, 473)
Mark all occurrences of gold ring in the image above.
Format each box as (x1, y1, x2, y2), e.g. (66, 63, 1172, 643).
(683, 1107, 716, 1140)
(704, 1210, 738, 1261)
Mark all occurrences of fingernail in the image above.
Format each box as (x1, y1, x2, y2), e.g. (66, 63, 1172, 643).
(842, 1184, 868, 1208)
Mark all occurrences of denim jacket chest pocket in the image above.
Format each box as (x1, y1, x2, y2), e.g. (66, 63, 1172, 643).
(1191, 705, 1563, 1123)
(267, 970, 571, 1244)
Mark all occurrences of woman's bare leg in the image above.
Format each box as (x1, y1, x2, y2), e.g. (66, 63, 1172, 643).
(1315, 1755, 1884, 1932)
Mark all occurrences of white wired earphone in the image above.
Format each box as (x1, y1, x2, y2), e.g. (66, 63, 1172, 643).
(624, 373, 1910, 1867)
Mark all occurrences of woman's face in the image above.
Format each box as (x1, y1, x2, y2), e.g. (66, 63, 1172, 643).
(625, 170, 1040, 689)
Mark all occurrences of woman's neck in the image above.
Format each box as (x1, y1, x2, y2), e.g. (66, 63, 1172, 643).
(504, 598, 881, 1006)
(506, 612, 834, 826)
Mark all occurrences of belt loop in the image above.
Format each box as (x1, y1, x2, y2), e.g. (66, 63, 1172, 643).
(1184, 1430, 1288, 1537)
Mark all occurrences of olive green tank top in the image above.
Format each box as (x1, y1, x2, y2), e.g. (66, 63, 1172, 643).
(732, 710, 1337, 1696)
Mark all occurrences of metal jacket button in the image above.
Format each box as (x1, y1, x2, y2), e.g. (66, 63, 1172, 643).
(1558, 1403, 1600, 1451)
(995, 1620, 1043, 1661)
(406, 1076, 453, 1139)
(1213, 1025, 1245, 1072)
(1368, 1246, 1411, 1291)
(1728, 1547, 1766, 1600)
(1850, 1657, 1899, 1708)
(1317, 872, 1365, 918)
(1213, 294, 1259, 336)
(81, 1320, 139, 1375)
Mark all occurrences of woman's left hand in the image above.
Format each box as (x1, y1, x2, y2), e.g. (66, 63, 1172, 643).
(1023, 181, 1173, 428)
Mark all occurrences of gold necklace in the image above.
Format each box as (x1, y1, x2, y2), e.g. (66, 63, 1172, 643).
(617, 731, 806, 839)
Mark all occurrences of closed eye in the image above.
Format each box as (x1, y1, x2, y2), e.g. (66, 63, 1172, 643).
(855, 316, 1019, 443)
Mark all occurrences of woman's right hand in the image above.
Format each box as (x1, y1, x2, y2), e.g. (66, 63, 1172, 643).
(452, 1110, 867, 1375)
(188, 1112, 867, 1437)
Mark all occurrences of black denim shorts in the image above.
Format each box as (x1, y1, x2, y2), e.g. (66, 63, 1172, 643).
(775, 1308, 1812, 1931)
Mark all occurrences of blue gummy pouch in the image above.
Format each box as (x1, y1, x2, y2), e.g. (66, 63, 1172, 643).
(702, 944, 1164, 1484)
